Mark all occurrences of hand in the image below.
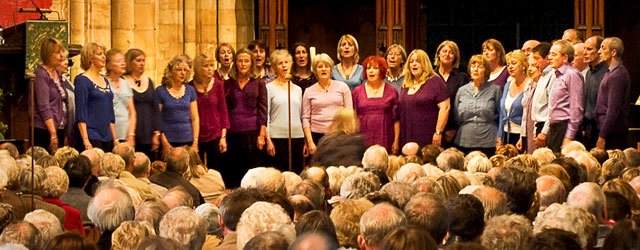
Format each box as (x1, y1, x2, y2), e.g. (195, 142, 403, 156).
(307, 141, 317, 155)
(391, 140, 400, 155)
(496, 137, 502, 148)
(596, 137, 606, 149)
(219, 137, 227, 153)
(126, 135, 135, 147)
(257, 135, 266, 150)
(49, 136, 59, 153)
(303, 144, 309, 157)
(266, 140, 276, 156)
(151, 134, 160, 151)
(516, 138, 523, 150)
(83, 139, 93, 150)
(162, 144, 172, 160)
(432, 134, 442, 146)
(444, 129, 457, 142)
(535, 133, 547, 148)
(191, 141, 199, 153)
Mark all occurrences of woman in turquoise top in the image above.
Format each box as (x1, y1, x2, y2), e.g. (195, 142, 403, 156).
(332, 34, 364, 90)
(106, 49, 136, 145)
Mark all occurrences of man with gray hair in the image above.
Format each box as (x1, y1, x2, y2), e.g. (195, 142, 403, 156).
(162, 186, 194, 209)
(357, 203, 407, 250)
(195, 203, 223, 249)
(159, 206, 207, 250)
(87, 181, 135, 250)
(534, 203, 597, 249)
(362, 145, 389, 185)
(23, 209, 64, 245)
(436, 148, 464, 171)
(403, 193, 448, 245)
(132, 152, 167, 199)
(567, 182, 606, 223)
(149, 147, 204, 206)
(536, 175, 567, 211)
(481, 214, 532, 250)
(0, 221, 43, 250)
(113, 145, 155, 201)
(595, 37, 630, 150)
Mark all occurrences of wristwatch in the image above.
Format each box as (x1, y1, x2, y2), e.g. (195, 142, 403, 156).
(434, 130, 443, 136)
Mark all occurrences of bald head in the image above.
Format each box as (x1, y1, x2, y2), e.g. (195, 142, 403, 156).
(562, 29, 580, 44)
(166, 147, 189, 174)
(521, 40, 540, 56)
(402, 142, 420, 156)
(572, 43, 588, 71)
(132, 152, 151, 178)
(536, 175, 567, 211)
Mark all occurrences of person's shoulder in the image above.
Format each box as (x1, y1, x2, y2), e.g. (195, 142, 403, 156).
(333, 80, 349, 89)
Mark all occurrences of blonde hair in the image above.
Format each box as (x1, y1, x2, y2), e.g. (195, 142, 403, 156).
(192, 53, 215, 84)
(329, 108, 359, 134)
(80, 42, 106, 70)
(337, 34, 360, 63)
(161, 54, 192, 87)
(403, 49, 436, 88)
(505, 50, 529, 75)
(42, 166, 69, 198)
(312, 53, 335, 75)
(433, 40, 462, 69)
(269, 49, 293, 79)
(40, 37, 64, 66)
(386, 44, 407, 65)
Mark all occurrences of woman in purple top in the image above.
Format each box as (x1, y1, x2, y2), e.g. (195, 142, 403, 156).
(223, 48, 267, 188)
(190, 53, 229, 171)
(434, 40, 469, 147)
(75, 42, 117, 152)
(34, 37, 67, 153)
(399, 49, 450, 148)
(352, 56, 400, 154)
(482, 39, 509, 89)
(156, 55, 200, 157)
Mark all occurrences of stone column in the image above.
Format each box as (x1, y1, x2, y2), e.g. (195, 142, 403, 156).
(69, 0, 85, 77)
(157, 0, 184, 83)
(218, 0, 237, 50)
(196, 0, 217, 56)
(235, 0, 254, 50)
(89, 0, 112, 49)
(111, 0, 134, 51)
(134, 0, 157, 83)
(184, 0, 196, 57)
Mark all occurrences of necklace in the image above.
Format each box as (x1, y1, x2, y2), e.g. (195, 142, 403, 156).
(366, 82, 383, 95)
(340, 64, 355, 80)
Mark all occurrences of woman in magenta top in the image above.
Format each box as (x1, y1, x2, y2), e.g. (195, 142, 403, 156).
(352, 56, 400, 154)
(399, 49, 450, 147)
(190, 53, 229, 171)
(223, 48, 267, 188)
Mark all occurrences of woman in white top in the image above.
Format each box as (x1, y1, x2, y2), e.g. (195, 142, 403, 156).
(265, 50, 305, 173)
(497, 50, 530, 148)
(106, 49, 136, 145)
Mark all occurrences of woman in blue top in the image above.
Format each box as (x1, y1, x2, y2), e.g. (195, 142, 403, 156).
(156, 55, 200, 157)
(498, 50, 530, 148)
(106, 49, 136, 146)
(75, 42, 117, 152)
(332, 34, 364, 90)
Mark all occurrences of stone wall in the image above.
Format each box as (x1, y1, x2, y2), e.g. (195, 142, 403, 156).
(48, 0, 254, 85)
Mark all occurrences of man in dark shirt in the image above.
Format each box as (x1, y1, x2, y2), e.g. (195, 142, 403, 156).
(149, 147, 204, 207)
(596, 37, 630, 150)
(581, 36, 606, 149)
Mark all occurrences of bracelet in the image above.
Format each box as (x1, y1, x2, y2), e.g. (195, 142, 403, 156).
(194, 139, 199, 142)
(128, 133, 135, 136)
(50, 136, 57, 140)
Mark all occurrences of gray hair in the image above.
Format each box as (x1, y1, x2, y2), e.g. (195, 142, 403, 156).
(87, 182, 135, 231)
(42, 166, 69, 198)
(53, 146, 79, 168)
(359, 203, 406, 246)
(471, 186, 509, 221)
(0, 156, 18, 189)
(536, 175, 567, 210)
(436, 148, 465, 171)
(162, 186, 194, 209)
(256, 167, 286, 195)
(0, 221, 43, 250)
(467, 156, 492, 173)
(412, 177, 444, 196)
(394, 163, 425, 183)
(99, 153, 125, 178)
(135, 200, 169, 234)
(159, 206, 207, 250)
(340, 172, 380, 199)
(532, 147, 556, 166)
(112, 143, 135, 170)
(282, 171, 302, 196)
(481, 214, 532, 250)
(533, 203, 597, 248)
(567, 182, 606, 223)
(362, 145, 389, 171)
(132, 152, 151, 177)
(403, 193, 448, 243)
(195, 203, 223, 238)
(23, 209, 63, 244)
(166, 147, 190, 174)
(19, 165, 46, 194)
(236, 202, 296, 250)
(241, 167, 265, 189)
(380, 181, 417, 209)
(112, 220, 155, 250)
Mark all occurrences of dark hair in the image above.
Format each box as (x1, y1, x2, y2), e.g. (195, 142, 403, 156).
(493, 167, 537, 215)
(529, 228, 582, 250)
(295, 210, 338, 244)
(380, 225, 437, 250)
(531, 42, 552, 58)
(258, 189, 294, 220)
(446, 194, 485, 241)
(219, 188, 260, 231)
(605, 191, 631, 221)
(243, 231, 289, 250)
(590, 147, 609, 166)
(404, 192, 449, 244)
(552, 157, 587, 189)
(64, 155, 93, 188)
(44, 231, 97, 250)
(421, 144, 444, 165)
(291, 180, 325, 211)
(602, 219, 640, 250)
(290, 42, 312, 74)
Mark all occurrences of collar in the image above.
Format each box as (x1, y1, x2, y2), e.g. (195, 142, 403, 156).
(542, 65, 554, 75)
(590, 61, 607, 71)
(608, 60, 621, 72)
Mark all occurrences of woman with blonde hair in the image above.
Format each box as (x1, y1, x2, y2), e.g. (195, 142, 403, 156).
(498, 50, 531, 148)
(75, 42, 117, 152)
(189, 53, 229, 171)
(215, 43, 235, 81)
(311, 108, 366, 167)
(399, 49, 450, 147)
(156, 55, 200, 157)
(34, 37, 67, 153)
(106, 49, 137, 146)
(265, 49, 305, 173)
(482, 38, 509, 88)
(434, 40, 469, 146)
(332, 34, 364, 90)
(454, 55, 501, 156)
(302, 53, 353, 155)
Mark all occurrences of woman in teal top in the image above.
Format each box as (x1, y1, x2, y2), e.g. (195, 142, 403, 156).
(332, 34, 364, 90)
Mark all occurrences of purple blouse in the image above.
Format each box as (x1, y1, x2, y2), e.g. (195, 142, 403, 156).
(490, 66, 510, 89)
(190, 78, 230, 142)
(225, 78, 267, 133)
(34, 65, 67, 130)
(352, 83, 399, 151)
(399, 76, 449, 147)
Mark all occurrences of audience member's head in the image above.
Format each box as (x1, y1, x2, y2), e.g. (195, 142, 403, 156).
(111, 220, 155, 250)
(379, 225, 437, 250)
(41, 165, 69, 199)
(162, 186, 194, 209)
(601, 158, 628, 183)
(386, 155, 406, 180)
(0, 221, 43, 250)
(137, 235, 187, 250)
(362, 145, 389, 172)
(605, 191, 631, 222)
(23, 209, 63, 244)
(624, 148, 640, 167)
(552, 157, 587, 188)
(132, 152, 151, 178)
(292, 179, 325, 211)
(446, 194, 485, 242)
(533, 203, 597, 249)
(44, 231, 97, 250)
(357, 203, 406, 249)
(566, 150, 601, 183)
(529, 228, 581, 250)
(289, 195, 315, 221)
(19, 165, 46, 195)
(567, 182, 607, 223)
(403, 192, 449, 244)
(602, 219, 640, 250)
(0, 143, 19, 159)
(159, 206, 207, 250)
(243, 231, 289, 250)
(0, 155, 19, 190)
(603, 178, 640, 214)
(282, 171, 302, 196)
(112, 143, 135, 171)
(295, 210, 338, 244)
(401, 142, 420, 156)
(195, 203, 223, 238)
(467, 156, 492, 173)
(412, 177, 444, 196)
(330, 198, 374, 248)
(98, 153, 125, 178)
(532, 147, 556, 166)
(536, 175, 567, 211)
(165, 147, 190, 174)
(436, 174, 462, 199)
(471, 186, 509, 220)
(436, 148, 464, 171)
(26, 146, 49, 163)
(493, 167, 537, 215)
(394, 163, 425, 183)
(380, 181, 417, 209)
(421, 144, 444, 165)
(236, 202, 296, 249)
(63, 155, 93, 189)
(341, 172, 380, 200)
(219, 188, 260, 232)
(87, 182, 135, 232)
(135, 199, 169, 234)
(289, 232, 339, 250)
(481, 214, 532, 250)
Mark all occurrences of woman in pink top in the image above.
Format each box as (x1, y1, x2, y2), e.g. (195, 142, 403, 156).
(302, 53, 353, 155)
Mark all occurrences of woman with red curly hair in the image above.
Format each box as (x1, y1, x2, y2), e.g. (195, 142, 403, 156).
(352, 56, 400, 154)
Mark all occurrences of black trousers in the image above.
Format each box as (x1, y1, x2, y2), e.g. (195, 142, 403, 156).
(89, 140, 114, 153)
(579, 119, 599, 150)
(604, 130, 628, 150)
(34, 128, 64, 153)
(224, 130, 263, 188)
(136, 143, 160, 162)
(547, 120, 569, 153)
(269, 137, 305, 174)
(199, 137, 224, 171)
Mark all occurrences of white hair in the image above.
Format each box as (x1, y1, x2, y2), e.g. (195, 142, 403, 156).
(467, 156, 492, 173)
(23, 209, 63, 244)
(255, 167, 286, 194)
(362, 145, 389, 171)
(340, 171, 380, 199)
(567, 182, 606, 223)
(195, 203, 223, 237)
(99, 153, 125, 178)
(236, 201, 296, 250)
(533, 203, 597, 248)
(159, 206, 207, 250)
(421, 163, 445, 179)
(532, 147, 556, 166)
(394, 163, 425, 183)
(0, 156, 18, 189)
(87, 182, 135, 231)
(240, 167, 266, 189)
(282, 171, 302, 196)
(42, 166, 69, 198)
